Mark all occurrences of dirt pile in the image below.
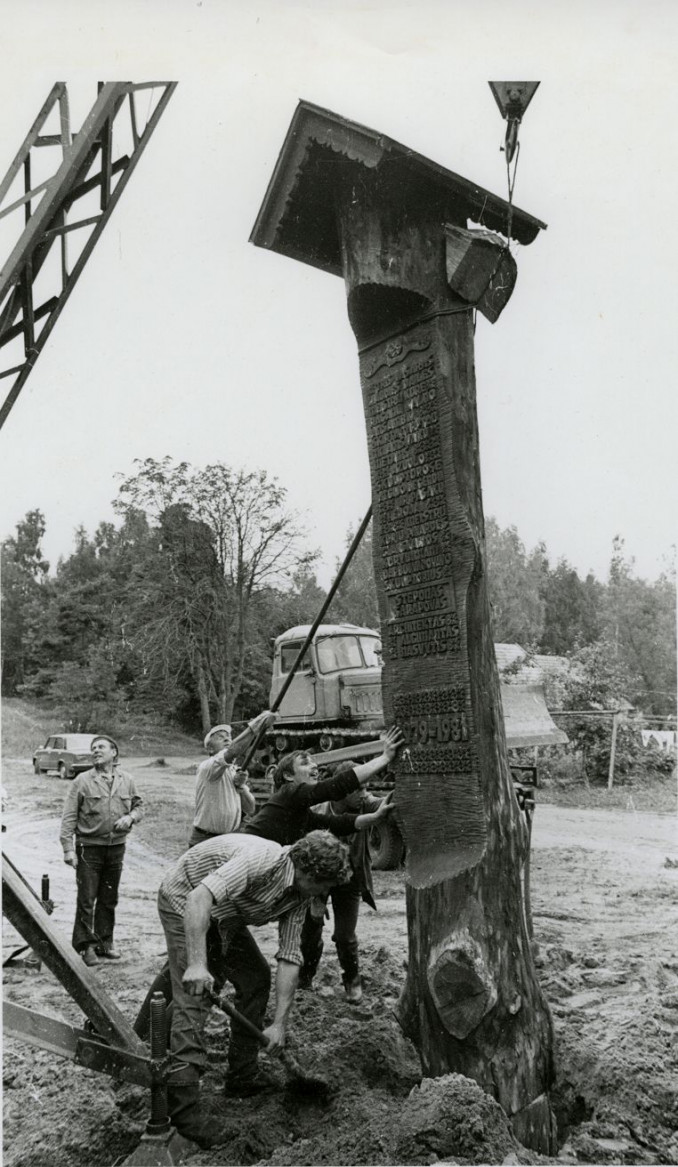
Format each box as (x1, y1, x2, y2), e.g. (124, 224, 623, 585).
(393, 1075, 520, 1166)
(184, 945, 550, 1167)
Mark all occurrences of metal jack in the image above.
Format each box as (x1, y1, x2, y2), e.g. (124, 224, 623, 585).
(3, 871, 54, 970)
(123, 994, 196, 1166)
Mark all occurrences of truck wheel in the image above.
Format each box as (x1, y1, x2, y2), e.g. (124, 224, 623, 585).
(369, 819, 405, 870)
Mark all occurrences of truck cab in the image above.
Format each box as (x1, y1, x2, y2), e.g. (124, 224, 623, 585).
(269, 624, 384, 752)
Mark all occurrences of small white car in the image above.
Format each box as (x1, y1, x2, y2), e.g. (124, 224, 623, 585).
(32, 733, 97, 779)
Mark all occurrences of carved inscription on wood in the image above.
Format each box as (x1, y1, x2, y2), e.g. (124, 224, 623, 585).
(360, 324, 486, 885)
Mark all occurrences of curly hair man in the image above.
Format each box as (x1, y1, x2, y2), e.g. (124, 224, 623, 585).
(156, 829, 351, 1146)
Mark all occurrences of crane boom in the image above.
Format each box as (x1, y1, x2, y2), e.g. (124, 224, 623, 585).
(0, 81, 176, 429)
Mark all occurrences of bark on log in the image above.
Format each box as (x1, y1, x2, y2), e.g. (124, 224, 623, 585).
(337, 190, 557, 1154)
(249, 103, 553, 1153)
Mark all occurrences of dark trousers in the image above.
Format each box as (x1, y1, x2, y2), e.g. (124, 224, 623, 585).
(72, 842, 125, 952)
(133, 922, 224, 1040)
(158, 891, 270, 1078)
(133, 828, 225, 1040)
(300, 879, 361, 984)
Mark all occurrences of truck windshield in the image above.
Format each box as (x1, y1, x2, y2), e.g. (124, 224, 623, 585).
(316, 635, 364, 674)
(280, 644, 312, 673)
(359, 637, 382, 667)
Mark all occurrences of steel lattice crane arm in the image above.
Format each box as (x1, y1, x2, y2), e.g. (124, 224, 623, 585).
(0, 81, 176, 430)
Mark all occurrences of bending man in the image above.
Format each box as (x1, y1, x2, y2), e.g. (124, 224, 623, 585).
(158, 829, 351, 1146)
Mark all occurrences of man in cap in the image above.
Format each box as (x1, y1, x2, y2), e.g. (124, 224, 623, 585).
(60, 734, 143, 966)
(159, 829, 351, 1146)
(190, 709, 277, 845)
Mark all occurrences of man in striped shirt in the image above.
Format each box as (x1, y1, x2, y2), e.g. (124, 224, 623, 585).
(158, 829, 351, 1147)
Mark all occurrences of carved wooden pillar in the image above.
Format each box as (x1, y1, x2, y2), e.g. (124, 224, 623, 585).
(251, 101, 556, 1154)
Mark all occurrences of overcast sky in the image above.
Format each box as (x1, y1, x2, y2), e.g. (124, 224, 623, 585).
(1, 0, 676, 589)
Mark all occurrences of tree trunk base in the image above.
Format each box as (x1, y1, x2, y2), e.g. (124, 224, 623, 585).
(511, 1091, 558, 1155)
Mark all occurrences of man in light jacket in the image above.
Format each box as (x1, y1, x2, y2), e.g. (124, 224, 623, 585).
(189, 709, 276, 846)
(60, 734, 142, 966)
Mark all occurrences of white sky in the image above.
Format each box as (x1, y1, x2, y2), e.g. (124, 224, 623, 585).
(1, 0, 676, 588)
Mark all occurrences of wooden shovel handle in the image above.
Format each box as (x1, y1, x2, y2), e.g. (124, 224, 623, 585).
(207, 988, 269, 1047)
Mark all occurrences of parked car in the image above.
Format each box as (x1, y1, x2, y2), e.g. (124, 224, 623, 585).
(32, 734, 96, 779)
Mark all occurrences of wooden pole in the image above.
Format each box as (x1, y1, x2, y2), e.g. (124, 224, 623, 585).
(338, 200, 555, 1153)
(608, 710, 620, 790)
(249, 104, 554, 1154)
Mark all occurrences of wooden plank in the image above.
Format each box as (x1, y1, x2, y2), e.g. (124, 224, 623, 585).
(3, 999, 80, 1059)
(2, 855, 146, 1053)
(3, 1001, 152, 1085)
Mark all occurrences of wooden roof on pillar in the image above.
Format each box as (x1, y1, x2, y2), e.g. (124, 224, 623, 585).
(250, 100, 547, 275)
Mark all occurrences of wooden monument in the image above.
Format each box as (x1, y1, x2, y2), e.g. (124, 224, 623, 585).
(251, 101, 556, 1153)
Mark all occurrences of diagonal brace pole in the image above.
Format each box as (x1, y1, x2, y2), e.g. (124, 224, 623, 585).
(2, 854, 145, 1053)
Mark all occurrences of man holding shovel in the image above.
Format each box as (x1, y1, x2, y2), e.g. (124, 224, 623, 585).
(157, 829, 351, 1147)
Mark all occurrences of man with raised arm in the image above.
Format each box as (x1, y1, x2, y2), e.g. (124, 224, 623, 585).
(190, 708, 277, 845)
(244, 724, 403, 845)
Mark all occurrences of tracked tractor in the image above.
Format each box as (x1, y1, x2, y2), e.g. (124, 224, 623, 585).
(255, 623, 384, 771)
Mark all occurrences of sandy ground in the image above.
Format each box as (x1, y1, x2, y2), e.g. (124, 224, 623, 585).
(2, 757, 677, 1167)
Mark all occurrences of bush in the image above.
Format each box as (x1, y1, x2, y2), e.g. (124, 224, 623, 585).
(534, 726, 675, 787)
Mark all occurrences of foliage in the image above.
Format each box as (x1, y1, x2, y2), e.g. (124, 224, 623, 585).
(2, 492, 675, 750)
(112, 457, 317, 730)
(538, 555, 603, 654)
(17, 516, 147, 723)
(602, 537, 676, 716)
(236, 568, 330, 715)
(484, 518, 545, 645)
(327, 518, 380, 630)
(45, 645, 129, 733)
(1, 510, 50, 694)
(557, 636, 675, 783)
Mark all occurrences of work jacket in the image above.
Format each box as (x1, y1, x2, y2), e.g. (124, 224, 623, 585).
(60, 766, 143, 853)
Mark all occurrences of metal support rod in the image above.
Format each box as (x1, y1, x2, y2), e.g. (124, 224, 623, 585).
(146, 993, 170, 1134)
(239, 504, 373, 770)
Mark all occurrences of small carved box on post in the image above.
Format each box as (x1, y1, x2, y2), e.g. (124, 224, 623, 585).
(251, 101, 555, 1154)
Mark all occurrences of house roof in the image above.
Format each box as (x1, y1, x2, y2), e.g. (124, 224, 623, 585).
(494, 644, 527, 670)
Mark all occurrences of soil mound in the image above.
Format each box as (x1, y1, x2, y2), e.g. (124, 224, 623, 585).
(394, 1074, 519, 1165)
